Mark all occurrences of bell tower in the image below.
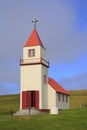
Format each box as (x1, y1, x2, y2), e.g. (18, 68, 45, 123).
(20, 19, 49, 110)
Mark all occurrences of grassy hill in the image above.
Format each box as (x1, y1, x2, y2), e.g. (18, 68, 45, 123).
(0, 90, 87, 130)
(0, 94, 20, 114)
(69, 90, 87, 109)
(0, 90, 87, 113)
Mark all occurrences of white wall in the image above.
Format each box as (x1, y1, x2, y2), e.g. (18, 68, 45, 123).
(41, 47, 46, 59)
(41, 65, 48, 109)
(20, 65, 42, 91)
(23, 46, 46, 60)
(48, 84, 56, 109)
(20, 45, 48, 110)
(48, 85, 70, 110)
(20, 64, 42, 109)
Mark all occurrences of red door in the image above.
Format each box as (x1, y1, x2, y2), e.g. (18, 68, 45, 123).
(22, 91, 27, 109)
(26, 91, 31, 107)
(22, 91, 31, 109)
(22, 91, 39, 109)
(35, 91, 39, 109)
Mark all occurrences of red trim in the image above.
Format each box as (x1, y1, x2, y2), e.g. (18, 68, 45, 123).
(27, 91, 31, 107)
(35, 91, 39, 109)
(39, 109, 50, 112)
(22, 91, 27, 109)
(20, 60, 49, 68)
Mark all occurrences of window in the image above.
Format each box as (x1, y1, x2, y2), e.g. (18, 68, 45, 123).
(66, 95, 68, 102)
(58, 93, 61, 102)
(43, 75, 47, 84)
(62, 94, 64, 102)
(28, 49, 35, 57)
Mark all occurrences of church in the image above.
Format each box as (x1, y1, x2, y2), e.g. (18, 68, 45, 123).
(19, 19, 70, 113)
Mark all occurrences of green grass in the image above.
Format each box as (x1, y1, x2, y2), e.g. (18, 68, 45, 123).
(0, 94, 19, 114)
(0, 90, 87, 130)
(69, 90, 87, 109)
(0, 109, 87, 130)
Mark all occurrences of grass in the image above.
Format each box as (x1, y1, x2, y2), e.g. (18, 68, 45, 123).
(0, 94, 19, 114)
(0, 109, 87, 130)
(69, 90, 87, 109)
(0, 90, 87, 130)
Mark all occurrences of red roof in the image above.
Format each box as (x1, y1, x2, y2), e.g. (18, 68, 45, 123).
(48, 77, 70, 95)
(24, 28, 45, 48)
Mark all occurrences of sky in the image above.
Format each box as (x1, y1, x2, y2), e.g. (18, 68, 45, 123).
(0, 0, 87, 95)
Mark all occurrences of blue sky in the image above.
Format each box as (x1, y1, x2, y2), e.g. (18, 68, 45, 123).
(0, 0, 87, 95)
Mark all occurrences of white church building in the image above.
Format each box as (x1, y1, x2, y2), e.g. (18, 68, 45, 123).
(19, 20, 70, 112)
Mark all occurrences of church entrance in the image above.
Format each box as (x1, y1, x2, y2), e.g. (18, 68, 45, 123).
(22, 91, 39, 109)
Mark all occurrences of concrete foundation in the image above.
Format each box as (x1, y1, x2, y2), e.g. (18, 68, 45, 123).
(14, 108, 44, 116)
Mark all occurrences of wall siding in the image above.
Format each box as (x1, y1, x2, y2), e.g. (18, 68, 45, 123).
(56, 93, 69, 109)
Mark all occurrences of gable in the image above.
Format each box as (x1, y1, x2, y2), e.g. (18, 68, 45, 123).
(48, 77, 70, 95)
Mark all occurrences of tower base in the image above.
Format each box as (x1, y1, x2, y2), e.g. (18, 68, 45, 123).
(14, 108, 45, 116)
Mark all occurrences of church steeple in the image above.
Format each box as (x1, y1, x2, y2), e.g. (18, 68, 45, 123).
(20, 19, 49, 110)
(24, 18, 45, 49)
(24, 28, 45, 48)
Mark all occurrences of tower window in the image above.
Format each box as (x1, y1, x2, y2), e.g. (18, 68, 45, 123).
(28, 49, 35, 57)
(43, 75, 47, 84)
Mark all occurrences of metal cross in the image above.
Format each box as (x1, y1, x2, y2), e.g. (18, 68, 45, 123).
(32, 18, 38, 29)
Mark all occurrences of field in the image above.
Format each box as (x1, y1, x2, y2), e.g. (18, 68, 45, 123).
(69, 90, 87, 109)
(0, 90, 87, 130)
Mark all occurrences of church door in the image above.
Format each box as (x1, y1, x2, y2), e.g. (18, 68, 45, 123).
(22, 91, 39, 109)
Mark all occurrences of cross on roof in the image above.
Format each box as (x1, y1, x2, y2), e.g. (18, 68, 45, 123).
(32, 18, 38, 29)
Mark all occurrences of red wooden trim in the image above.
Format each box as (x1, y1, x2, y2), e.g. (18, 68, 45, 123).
(22, 91, 27, 109)
(35, 91, 39, 109)
(27, 91, 31, 107)
(20, 62, 49, 68)
(20, 57, 49, 68)
(39, 109, 50, 112)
